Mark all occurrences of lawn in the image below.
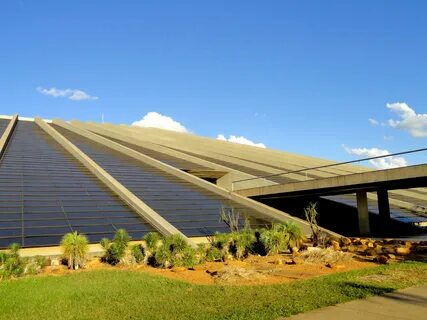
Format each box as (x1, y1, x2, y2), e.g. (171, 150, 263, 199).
(0, 261, 426, 320)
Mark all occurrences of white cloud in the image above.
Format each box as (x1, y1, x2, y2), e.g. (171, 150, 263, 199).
(216, 134, 266, 148)
(386, 102, 427, 138)
(368, 118, 379, 126)
(37, 87, 98, 101)
(343, 145, 407, 169)
(131, 112, 189, 133)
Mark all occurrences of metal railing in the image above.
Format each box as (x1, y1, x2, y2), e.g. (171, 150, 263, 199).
(231, 147, 427, 190)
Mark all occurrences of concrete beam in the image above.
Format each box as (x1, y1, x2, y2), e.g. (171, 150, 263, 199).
(236, 165, 427, 197)
(34, 117, 192, 244)
(52, 119, 341, 238)
(357, 191, 370, 235)
(0, 114, 18, 158)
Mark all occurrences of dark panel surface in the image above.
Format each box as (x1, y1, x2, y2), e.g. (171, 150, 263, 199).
(0, 121, 154, 248)
(53, 125, 272, 236)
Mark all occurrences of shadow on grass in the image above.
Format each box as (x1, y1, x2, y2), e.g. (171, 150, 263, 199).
(338, 281, 395, 298)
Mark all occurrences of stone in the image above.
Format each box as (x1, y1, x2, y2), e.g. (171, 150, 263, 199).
(292, 257, 304, 265)
(274, 258, 283, 265)
(367, 241, 375, 248)
(171, 267, 186, 272)
(387, 253, 396, 259)
(50, 258, 61, 266)
(395, 247, 411, 255)
(285, 259, 295, 265)
(330, 240, 340, 251)
(376, 255, 389, 264)
(404, 241, 412, 248)
(340, 237, 352, 246)
(365, 248, 377, 257)
(347, 245, 358, 253)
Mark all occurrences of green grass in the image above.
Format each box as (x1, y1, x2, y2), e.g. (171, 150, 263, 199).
(0, 261, 426, 320)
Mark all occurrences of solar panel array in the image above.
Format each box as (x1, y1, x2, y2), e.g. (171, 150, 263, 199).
(0, 121, 154, 247)
(53, 124, 271, 237)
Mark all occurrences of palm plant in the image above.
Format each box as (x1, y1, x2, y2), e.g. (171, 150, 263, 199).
(260, 224, 290, 255)
(283, 221, 307, 250)
(61, 232, 89, 270)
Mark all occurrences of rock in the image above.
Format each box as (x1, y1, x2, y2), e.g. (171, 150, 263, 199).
(404, 241, 412, 248)
(365, 248, 377, 257)
(367, 241, 375, 248)
(340, 237, 352, 246)
(357, 245, 368, 254)
(273, 258, 283, 265)
(292, 257, 304, 265)
(395, 247, 411, 255)
(347, 245, 358, 253)
(359, 239, 369, 246)
(376, 255, 389, 264)
(374, 245, 383, 254)
(285, 259, 295, 265)
(331, 240, 340, 251)
(291, 247, 299, 254)
(325, 263, 345, 269)
(383, 246, 395, 254)
(50, 258, 61, 266)
(387, 254, 396, 259)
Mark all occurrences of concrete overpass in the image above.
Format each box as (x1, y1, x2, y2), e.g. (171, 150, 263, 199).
(236, 164, 427, 235)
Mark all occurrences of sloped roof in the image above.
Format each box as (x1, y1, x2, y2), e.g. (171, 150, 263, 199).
(0, 115, 425, 248)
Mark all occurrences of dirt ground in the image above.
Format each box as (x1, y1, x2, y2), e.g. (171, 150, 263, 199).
(41, 254, 376, 285)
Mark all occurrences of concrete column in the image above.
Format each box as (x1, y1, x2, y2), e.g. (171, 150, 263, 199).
(377, 189, 390, 234)
(357, 191, 370, 235)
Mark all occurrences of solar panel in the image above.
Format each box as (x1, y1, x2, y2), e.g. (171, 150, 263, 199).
(0, 121, 155, 248)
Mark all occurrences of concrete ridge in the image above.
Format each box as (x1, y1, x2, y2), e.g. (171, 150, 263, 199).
(0, 114, 18, 158)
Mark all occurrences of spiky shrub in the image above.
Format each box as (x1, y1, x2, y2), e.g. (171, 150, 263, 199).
(259, 224, 290, 255)
(154, 234, 190, 268)
(260, 222, 306, 255)
(231, 228, 256, 260)
(142, 232, 162, 265)
(211, 233, 234, 261)
(100, 229, 131, 265)
(283, 221, 307, 251)
(0, 243, 26, 279)
(131, 244, 144, 263)
(60, 232, 89, 270)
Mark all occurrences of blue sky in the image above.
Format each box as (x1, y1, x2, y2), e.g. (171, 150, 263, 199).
(1, 1, 426, 167)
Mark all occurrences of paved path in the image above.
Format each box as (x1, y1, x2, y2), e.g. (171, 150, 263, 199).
(286, 284, 427, 320)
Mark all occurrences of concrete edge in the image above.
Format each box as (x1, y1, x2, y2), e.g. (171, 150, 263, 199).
(0, 114, 18, 158)
(53, 119, 339, 237)
(34, 117, 193, 245)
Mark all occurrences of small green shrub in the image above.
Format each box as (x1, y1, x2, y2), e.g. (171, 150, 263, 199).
(0, 243, 26, 279)
(141, 232, 163, 265)
(101, 229, 132, 265)
(153, 234, 193, 268)
(131, 245, 144, 263)
(24, 256, 47, 275)
(260, 222, 306, 255)
(61, 232, 89, 270)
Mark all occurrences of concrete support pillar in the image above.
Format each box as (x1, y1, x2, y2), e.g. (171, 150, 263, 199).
(377, 188, 391, 232)
(357, 191, 370, 235)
